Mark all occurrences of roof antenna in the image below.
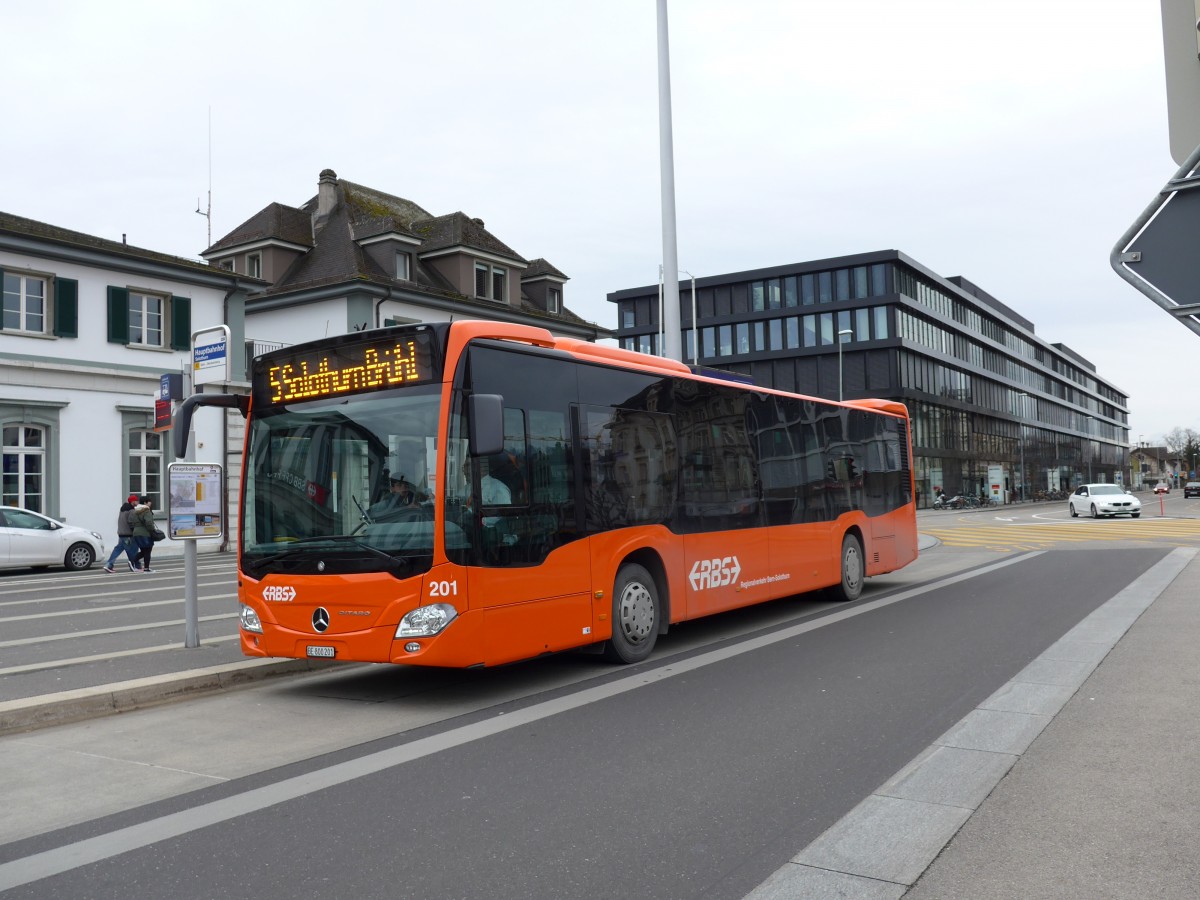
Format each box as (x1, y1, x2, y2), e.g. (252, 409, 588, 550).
(195, 106, 212, 250)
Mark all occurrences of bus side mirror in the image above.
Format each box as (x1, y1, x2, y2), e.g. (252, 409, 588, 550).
(468, 394, 505, 457)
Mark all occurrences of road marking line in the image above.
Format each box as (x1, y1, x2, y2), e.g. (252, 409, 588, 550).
(0, 594, 237, 623)
(0, 579, 236, 607)
(0, 635, 241, 676)
(0, 614, 237, 648)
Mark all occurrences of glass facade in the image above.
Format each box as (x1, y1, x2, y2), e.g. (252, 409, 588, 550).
(609, 252, 1131, 507)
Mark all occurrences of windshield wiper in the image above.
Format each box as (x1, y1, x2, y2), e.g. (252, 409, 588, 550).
(245, 535, 413, 577)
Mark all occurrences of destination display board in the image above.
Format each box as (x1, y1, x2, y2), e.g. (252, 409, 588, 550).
(256, 330, 438, 405)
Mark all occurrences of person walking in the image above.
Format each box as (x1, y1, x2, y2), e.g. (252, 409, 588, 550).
(102, 493, 143, 573)
(129, 496, 159, 573)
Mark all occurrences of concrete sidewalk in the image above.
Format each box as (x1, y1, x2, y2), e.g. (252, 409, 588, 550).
(904, 545, 1200, 899)
(751, 546, 1199, 899)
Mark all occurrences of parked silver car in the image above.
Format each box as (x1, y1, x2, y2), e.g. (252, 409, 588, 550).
(0, 506, 105, 570)
(1068, 484, 1141, 519)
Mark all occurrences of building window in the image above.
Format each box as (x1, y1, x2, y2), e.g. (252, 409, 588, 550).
(751, 281, 765, 311)
(475, 262, 508, 301)
(622, 306, 635, 329)
(247, 253, 262, 279)
(767, 278, 781, 309)
(2, 273, 46, 333)
(736, 322, 750, 354)
(853, 266, 869, 299)
(128, 429, 163, 509)
(548, 287, 561, 313)
(701, 327, 716, 359)
(2, 424, 45, 511)
(837, 309, 852, 337)
(107, 288, 187, 349)
(129, 291, 165, 346)
(856, 307, 871, 339)
(769, 318, 783, 350)
(801, 274, 816, 306)
(874, 306, 890, 339)
(718, 324, 733, 356)
(871, 263, 888, 295)
(785, 316, 799, 349)
(784, 276, 798, 307)
(818, 272, 833, 303)
(835, 269, 850, 301)
(396, 252, 411, 281)
(217, 259, 234, 272)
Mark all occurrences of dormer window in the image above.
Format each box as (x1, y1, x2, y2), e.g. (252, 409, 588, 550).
(246, 253, 262, 279)
(548, 288, 561, 314)
(475, 262, 507, 302)
(396, 251, 411, 281)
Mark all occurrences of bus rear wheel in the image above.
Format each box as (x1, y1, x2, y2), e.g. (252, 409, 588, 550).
(603, 563, 659, 664)
(828, 534, 864, 603)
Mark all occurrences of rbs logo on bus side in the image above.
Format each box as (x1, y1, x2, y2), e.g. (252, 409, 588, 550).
(689, 556, 741, 591)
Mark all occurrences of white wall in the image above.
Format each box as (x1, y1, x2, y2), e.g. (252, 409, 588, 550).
(1, 246, 233, 559)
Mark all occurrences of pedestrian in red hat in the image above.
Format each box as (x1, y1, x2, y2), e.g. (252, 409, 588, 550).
(103, 493, 143, 573)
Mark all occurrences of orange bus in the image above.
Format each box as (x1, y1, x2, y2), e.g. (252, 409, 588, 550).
(177, 320, 918, 667)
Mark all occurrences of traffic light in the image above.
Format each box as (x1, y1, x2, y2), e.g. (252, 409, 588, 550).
(846, 457, 859, 480)
(826, 461, 837, 482)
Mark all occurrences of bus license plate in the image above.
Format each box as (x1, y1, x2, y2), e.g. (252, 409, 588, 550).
(306, 645, 336, 658)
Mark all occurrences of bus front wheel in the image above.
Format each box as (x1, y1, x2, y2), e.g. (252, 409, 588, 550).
(828, 534, 864, 603)
(604, 563, 659, 664)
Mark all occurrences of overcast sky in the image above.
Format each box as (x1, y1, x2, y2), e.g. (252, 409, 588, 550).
(6, 1, 1191, 446)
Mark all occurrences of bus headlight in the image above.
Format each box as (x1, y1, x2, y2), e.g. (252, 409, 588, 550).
(240, 604, 263, 634)
(396, 603, 458, 638)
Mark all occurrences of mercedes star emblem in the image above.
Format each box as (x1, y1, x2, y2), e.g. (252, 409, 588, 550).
(312, 607, 330, 633)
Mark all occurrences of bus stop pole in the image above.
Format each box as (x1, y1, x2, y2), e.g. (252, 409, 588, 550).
(184, 539, 199, 647)
(183, 378, 200, 649)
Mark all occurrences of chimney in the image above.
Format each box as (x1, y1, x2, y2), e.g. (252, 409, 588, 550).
(315, 168, 339, 231)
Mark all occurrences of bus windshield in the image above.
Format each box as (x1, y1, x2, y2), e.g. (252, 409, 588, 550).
(242, 384, 462, 579)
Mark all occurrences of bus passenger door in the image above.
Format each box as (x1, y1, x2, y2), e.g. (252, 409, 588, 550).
(462, 402, 592, 664)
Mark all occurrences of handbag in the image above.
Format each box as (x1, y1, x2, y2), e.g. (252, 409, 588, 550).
(151, 527, 166, 542)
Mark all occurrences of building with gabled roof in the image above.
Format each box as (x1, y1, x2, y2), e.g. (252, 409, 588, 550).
(204, 169, 605, 347)
(1, 210, 256, 557)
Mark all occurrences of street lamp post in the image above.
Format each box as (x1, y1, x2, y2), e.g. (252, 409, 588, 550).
(680, 269, 697, 366)
(1016, 392, 1030, 501)
(837, 328, 853, 401)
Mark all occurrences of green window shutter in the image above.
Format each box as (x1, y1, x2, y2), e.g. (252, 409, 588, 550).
(107, 286, 129, 343)
(53, 278, 78, 337)
(170, 296, 191, 350)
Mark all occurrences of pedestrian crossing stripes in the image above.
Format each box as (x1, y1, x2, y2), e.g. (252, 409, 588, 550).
(921, 518, 1200, 551)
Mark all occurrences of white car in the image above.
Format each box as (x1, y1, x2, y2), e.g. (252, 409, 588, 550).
(1068, 484, 1141, 519)
(0, 506, 105, 570)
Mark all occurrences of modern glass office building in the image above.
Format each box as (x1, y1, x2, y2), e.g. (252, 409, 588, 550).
(608, 250, 1131, 507)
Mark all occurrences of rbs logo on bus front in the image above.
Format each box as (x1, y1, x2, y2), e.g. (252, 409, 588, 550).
(689, 556, 741, 591)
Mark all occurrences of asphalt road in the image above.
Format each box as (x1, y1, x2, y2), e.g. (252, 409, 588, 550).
(0, 543, 1174, 899)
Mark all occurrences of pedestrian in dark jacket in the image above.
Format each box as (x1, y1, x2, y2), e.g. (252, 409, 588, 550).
(129, 496, 158, 573)
(103, 494, 143, 573)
